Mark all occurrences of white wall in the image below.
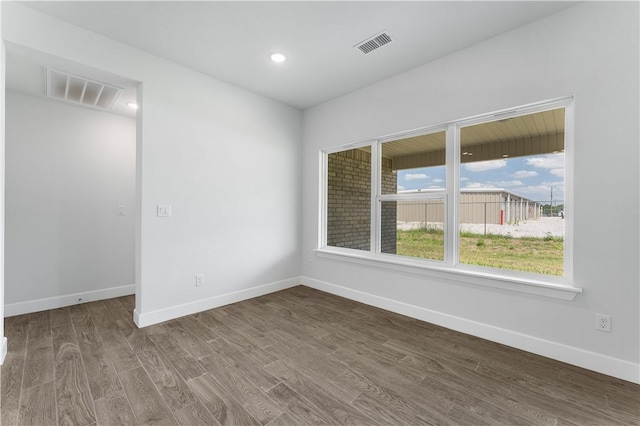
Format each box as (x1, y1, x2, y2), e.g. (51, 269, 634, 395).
(4, 91, 136, 313)
(302, 2, 639, 382)
(2, 3, 303, 325)
(0, 4, 6, 364)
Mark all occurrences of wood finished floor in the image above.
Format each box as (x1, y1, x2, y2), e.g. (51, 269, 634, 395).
(1, 286, 638, 426)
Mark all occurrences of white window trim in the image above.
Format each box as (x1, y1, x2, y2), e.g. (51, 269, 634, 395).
(314, 248, 580, 300)
(318, 96, 580, 301)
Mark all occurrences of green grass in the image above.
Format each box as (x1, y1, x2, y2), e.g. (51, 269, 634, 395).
(396, 228, 563, 276)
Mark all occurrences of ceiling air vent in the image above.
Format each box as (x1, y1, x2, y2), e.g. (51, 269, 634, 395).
(354, 31, 392, 54)
(46, 68, 123, 111)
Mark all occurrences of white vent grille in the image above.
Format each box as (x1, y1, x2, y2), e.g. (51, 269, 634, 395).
(46, 68, 123, 111)
(354, 31, 392, 54)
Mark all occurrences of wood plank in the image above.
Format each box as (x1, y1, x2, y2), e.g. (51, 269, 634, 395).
(173, 400, 222, 426)
(187, 374, 260, 426)
(99, 329, 140, 373)
(340, 367, 450, 425)
(269, 327, 336, 355)
(350, 390, 434, 426)
(75, 334, 123, 400)
(205, 331, 278, 367)
(18, 381, 56, 426)
(53, 325, 82, 367)
(50, 307, 72, 329)
(141, 323, 167, 336)
(1, 352, 26, 416)
(102, 298, 138, 332)
(206, 338, 280, 391)
(211, 312, 275, 348)
(148, 332, 193, 362)
(263, 359, 376, 425)
(161, 323, 213, 359)
(70, 303, 124, 400)
(85, 301, 118, 331)
(263, 412, 297, 426)
(94, 392, 137, 426)
(259, 299, 333, 339)
(264, 351, 358, 404)
(116, 295, 136, 316)
(55, 359, 96, 426)
(190, 310, 275, 358)
(1, 409, 19, 426)
(346, 354, 455, 419)
(174, 315, 220, 342)
(25, 311, 52, 350)
(217, 303, 272, 333)
(5, 314, 29, 354)
(331, 344, 425, 386)
(266, 382, 334, 425)
(170, 356, 207, 381)
(126, 330, 197, 411)
(198, 355, 283, 425)
(22, 346, 54, 389)
(264, 331, 348, 378)
(2, 314, 30, 422)
(119, 366, 177, 425)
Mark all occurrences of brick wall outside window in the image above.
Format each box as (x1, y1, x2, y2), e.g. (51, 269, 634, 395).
(327, 149, 397, 253)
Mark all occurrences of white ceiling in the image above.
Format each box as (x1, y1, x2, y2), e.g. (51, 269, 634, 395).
(16, 1, 576, 110)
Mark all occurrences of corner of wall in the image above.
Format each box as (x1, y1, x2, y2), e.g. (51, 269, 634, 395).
(135, 277, 302, 327)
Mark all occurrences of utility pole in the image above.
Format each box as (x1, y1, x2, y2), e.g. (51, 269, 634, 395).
(550, 186, 554, 216)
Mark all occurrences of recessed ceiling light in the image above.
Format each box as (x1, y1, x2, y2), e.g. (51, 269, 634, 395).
(127, 102, 139, 110)
(270, 53, 286, 63)
(502, 154, 509, 158)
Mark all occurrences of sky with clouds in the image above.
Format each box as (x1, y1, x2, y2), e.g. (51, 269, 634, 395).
(397, 153, 565, 204)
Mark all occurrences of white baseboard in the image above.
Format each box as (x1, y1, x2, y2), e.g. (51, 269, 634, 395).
(134, 277, 301, 327)
(0, 336, 7, 365)
(4, 284, 135, 317)
(301, 276, 639, 384)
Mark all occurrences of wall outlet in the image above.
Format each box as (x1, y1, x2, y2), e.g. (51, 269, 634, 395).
(195, 274, 204, 287)
(596, 313, 611, 332)
(117, 205, 125, 216)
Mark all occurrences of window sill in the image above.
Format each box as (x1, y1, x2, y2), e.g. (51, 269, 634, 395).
(314, 248, 582, 301)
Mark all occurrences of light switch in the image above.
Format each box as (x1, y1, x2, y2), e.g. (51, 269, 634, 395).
(157, 204, 172, 217)
(117, 205, 125, 216)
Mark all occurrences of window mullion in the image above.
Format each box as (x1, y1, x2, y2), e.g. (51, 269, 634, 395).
(446, 123, 459, 266)
(371, 142, 380, 254)
(563, 100, 575, 283)
(319, 150, 327, 248)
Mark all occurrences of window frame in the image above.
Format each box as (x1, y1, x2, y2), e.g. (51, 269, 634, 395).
(317, 96, 579, 300)
(376, 126, 449, 264)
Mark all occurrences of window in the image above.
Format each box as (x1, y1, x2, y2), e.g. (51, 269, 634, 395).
(326, 148, 371, 251)
(320, 98, 573, 288)
(380, 130, 447, 261)
(459, 108, 566, 276)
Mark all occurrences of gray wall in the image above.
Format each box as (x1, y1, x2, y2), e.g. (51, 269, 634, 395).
(5, 91, 136, 307)
(302, 2, 639, 380)
(3, 3, 303, 325)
